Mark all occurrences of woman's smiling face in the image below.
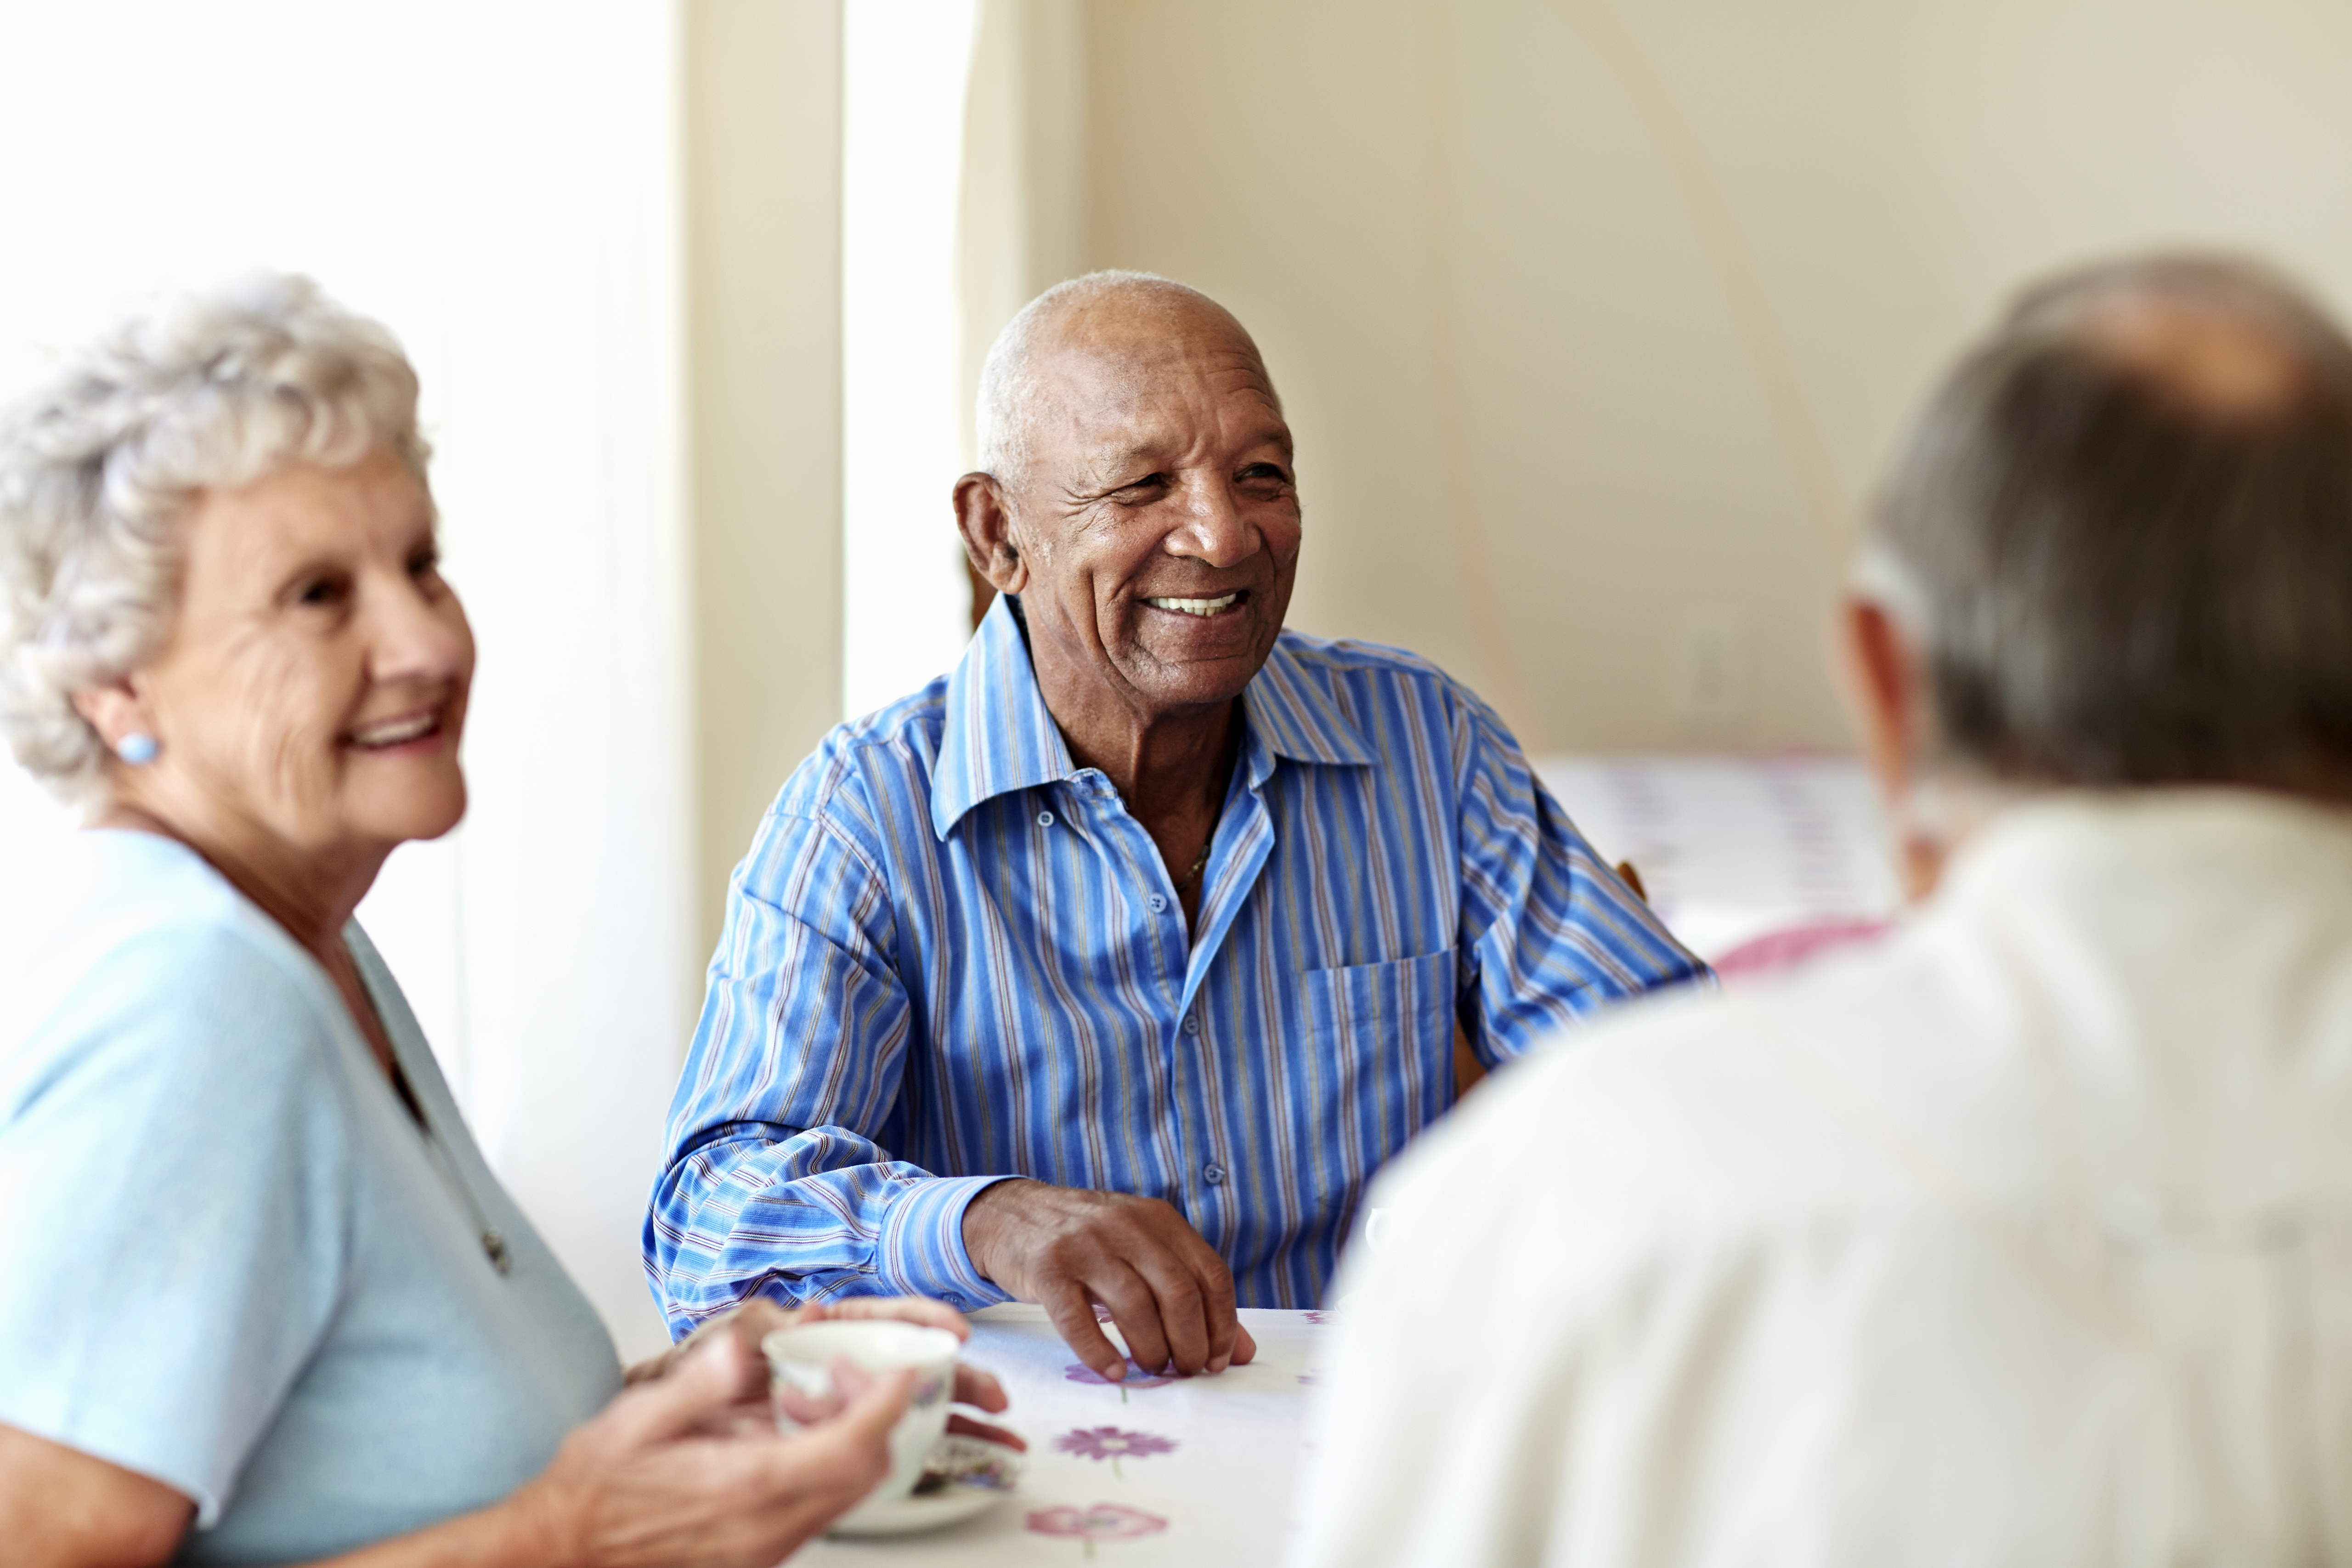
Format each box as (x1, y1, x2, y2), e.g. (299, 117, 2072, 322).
(121, 446, 475, 863)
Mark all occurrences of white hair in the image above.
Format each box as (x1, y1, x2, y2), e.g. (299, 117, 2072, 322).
(976, 270, 1269, 492)
(0, 272, 428, 807)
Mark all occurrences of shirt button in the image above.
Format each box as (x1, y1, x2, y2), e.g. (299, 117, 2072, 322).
(1036, 810, 1055, 827)
(942, 1294, 965, 1310)
(1148, 894, 1167, 913)
(1182, 1014, 1200, 1035)
(1204, 1163, 1227, 1186)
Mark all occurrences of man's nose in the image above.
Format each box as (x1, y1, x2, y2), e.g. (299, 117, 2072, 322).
(1166, 475, 1259, 569)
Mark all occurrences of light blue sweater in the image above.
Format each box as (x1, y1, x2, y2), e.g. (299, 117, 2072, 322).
(0, 831, 621, 1561)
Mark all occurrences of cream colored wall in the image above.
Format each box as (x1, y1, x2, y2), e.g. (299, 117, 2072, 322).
(963, 0, 2352, 755)
(961, 0, 1088, 463)
(685, 0, 845, 957)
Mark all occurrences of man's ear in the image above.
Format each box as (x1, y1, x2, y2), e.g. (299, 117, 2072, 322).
(1834, 595, 1922, 796)
(1835, 594, 1952, 900)
(954, 473, 1029, 595)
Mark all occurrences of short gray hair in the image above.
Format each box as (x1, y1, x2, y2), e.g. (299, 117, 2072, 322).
(0, 272, 428, 807)
(1865, 253, 2352, 792)
(975, 270, 1271, 492)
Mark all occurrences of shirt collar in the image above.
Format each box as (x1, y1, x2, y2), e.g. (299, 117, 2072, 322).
(932, 596, 1376, 839)
(1240, 632, 1379, 777)
(933, 595, 1075, 840)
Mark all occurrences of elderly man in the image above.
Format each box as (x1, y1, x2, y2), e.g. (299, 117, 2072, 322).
(1289, 254, 2352, 1565)
(646, 272, 1702, 1378)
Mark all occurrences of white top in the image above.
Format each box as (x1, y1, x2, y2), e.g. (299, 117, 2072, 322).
(0, 832, 622, 1561)
(1288, 791, 2352, 1567)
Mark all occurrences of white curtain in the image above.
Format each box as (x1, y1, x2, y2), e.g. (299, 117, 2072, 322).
(841, 0, 985, 719)
(0, 0, 693, 1360)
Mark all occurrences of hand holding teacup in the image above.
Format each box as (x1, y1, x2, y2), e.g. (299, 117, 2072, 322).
(630, 1288, 1025, 1485)
(765, 1319, 969, 1508)
(629, 1296, 1022, 1452)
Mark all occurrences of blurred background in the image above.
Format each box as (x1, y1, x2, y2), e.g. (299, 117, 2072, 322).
(3, 0, 2350, 1357)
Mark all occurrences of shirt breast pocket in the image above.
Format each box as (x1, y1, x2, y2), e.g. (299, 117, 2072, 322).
(1298, 949, 1459, 1155)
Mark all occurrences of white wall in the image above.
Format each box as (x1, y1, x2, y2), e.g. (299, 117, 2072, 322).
(0, 0, 694, 1360)
(683, 0, 851, 978)
(999, 0, 2352, 756)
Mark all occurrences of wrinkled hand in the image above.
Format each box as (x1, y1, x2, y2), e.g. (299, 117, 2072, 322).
(628, 1294, 1022, 1449)
(518, 1334, 910, 1568)
(962, 1179, 1257, 1381)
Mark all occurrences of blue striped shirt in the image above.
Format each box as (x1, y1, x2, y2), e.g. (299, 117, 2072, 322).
(645, 598, 1705, 1332)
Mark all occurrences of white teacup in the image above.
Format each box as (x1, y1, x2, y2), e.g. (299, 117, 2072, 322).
(763, 1320, 961, 1505)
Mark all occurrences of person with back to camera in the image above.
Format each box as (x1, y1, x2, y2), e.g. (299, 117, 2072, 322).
(1290, 254, 2352, 1565)
(0, 274, 1013, 1567)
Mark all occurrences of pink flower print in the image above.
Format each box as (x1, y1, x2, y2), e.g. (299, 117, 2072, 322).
(1092, 1302, 1115, 1322)
(1028, 1502, 1169, 1557)
(1296, 1372, 1319, 1386)
(1304, 1310, 1335, 1325)
(1053, 1425, 1178, 1478)
(1064, 1360, 1179, 1403)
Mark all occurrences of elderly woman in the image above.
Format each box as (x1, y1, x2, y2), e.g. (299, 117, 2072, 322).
(0, 275, 1009, 1566)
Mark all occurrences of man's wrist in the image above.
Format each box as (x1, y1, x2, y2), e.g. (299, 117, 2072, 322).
(876, 1172, 1021, 1311)
(960, 1176, 1036, 1285)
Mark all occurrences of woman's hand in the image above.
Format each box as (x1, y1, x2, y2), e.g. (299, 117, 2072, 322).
(512, 1333, 910, 1568)
(4, 1331, 915, 1568)
(628, 1295, 1024, 1451)
(0, 1300, 1021, 1568)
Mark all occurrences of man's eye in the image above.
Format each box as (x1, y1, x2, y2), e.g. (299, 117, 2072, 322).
(408, 548, 441, 580)
(1113, 473, 1170, 498)
(1241, 464, 1290, 486)
(296, 576, 348, 607)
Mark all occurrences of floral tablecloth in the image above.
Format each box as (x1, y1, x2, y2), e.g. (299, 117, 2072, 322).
(791, 1305, 1323, 1565)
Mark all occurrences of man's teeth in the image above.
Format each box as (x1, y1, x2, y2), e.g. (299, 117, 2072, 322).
(1146, 593, 1240, 617)
(351, 713, 436, 747)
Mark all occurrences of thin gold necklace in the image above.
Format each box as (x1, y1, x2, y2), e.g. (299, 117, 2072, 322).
(1176, 803, 1221, 893)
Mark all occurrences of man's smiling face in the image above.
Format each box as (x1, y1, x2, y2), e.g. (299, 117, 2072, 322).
(1002, 298, 1302, 722)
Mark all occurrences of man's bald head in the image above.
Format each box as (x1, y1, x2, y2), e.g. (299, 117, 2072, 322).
(2008, 255, 2352, 420)
(1864, 253, 2352, 794)
(977, 272, 1281, 496)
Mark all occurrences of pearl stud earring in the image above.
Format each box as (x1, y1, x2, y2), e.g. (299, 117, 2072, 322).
(115, 733, 159, 765)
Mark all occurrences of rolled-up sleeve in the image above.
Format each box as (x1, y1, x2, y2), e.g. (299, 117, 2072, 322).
(643, 806, 1013, 1336)
(1451, 692, 1711, 1062)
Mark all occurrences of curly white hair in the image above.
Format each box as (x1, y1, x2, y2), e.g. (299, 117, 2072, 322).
(0, 272, 428, 807)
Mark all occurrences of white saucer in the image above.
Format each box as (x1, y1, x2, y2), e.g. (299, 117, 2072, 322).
(829, 1435, 1027, 1539)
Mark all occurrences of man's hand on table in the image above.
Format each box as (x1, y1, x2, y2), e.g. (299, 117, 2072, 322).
(962, 1179, 1258, 1381)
